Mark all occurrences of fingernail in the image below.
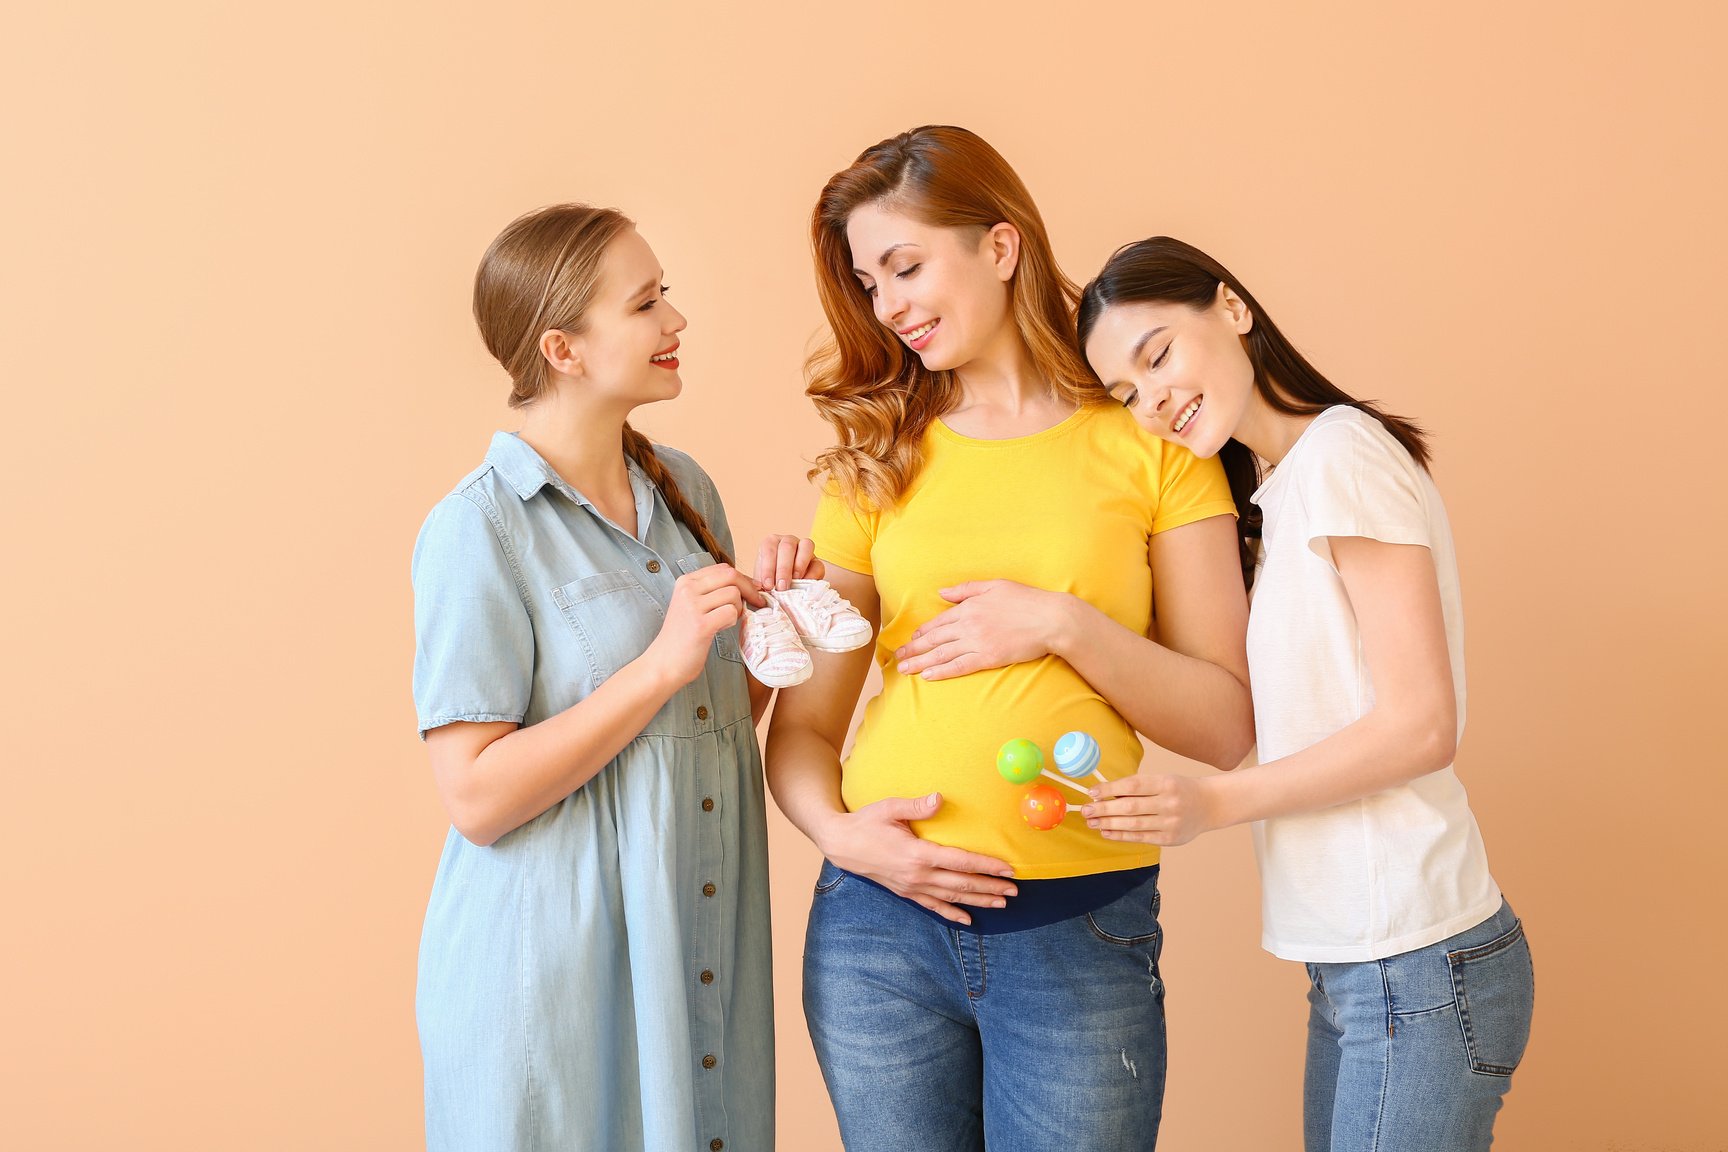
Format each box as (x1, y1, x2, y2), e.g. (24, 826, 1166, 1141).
(991, 899, 1005, 908)
(896, 664, 909, 675)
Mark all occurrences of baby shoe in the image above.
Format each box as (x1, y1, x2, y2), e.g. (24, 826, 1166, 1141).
(769, 579, 873, 653)
(739, 597, 813, 688)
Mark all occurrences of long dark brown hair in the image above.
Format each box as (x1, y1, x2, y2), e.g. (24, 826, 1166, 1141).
(807, 126, 1098, 508)
(472, 203, 730, 563)
(1078, 236, 1430, 588)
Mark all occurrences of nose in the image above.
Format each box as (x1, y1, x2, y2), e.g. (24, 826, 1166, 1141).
(665, 301, 688, 334)
(1146, 383, 1173, 416)
(873, 283, 907, 325)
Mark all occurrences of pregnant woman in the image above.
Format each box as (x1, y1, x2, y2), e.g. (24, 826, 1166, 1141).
(764, 127, 1255, 1151)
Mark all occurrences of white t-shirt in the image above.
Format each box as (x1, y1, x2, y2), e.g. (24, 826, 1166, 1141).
(1246, 406, 1500, 963)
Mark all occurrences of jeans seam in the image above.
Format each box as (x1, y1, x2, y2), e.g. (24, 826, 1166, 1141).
(1373, 959, 1391, 1152)
(950, 929, 988, 1001)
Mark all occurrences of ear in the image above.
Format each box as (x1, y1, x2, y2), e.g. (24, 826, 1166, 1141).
(1217, 283, 1254, 334)
(539, 328, 584, 378)
(984, 222, 1022, 282)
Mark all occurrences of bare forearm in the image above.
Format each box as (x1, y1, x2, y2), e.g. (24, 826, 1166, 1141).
(747, 675, 772, 726)
(457, 656, 684, 844)
(762, 724, 849, 851)
(1211, 710, 1455, 828)
(1051, 597, 1254, 769)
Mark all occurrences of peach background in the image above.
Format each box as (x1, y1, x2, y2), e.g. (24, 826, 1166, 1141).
(4, 1, 1724, 1148)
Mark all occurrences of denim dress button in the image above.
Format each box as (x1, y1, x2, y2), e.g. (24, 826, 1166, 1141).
(646, 559, 661, 573)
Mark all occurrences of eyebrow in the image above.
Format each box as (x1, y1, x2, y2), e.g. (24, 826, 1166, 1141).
(1129, 326, 1169, 363)
(628, 273, 664, 302)
(852, 242, 919, 276)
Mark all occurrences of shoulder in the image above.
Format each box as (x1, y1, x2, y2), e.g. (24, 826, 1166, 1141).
(649, 441, 713, 491)
(648, 441, 725, 522)
(1283, 408, 1434, 534)
(1304, 407, 1416, 468)
(1066, 404, 1150, 470)
(415, 484, 508, 570)
(418, 465, 506, 541)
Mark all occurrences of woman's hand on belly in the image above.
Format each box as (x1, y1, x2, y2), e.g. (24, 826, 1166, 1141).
(819, 792, 1018, 926)
(894, 580, 1073, 681)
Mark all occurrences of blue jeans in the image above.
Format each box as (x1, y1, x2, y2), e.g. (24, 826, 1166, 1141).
(803, 861, 1167, 1152)
(1303, 900, 1534, 1152)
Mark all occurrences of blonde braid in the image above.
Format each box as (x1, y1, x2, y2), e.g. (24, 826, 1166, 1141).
(621, 423, 733, 567)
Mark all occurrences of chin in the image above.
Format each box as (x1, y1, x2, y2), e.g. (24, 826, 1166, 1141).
(915, 348, 963, 373)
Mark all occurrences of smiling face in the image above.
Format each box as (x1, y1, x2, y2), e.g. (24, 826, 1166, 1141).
(1082, 287, 1258, 458)
(564, 226, 687, 408)
(844, 201, 1018, 373)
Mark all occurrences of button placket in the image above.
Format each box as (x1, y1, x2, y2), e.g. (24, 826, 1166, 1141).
(690, 729, 726, 1150)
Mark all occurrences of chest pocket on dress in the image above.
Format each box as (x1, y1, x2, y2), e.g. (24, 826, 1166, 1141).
(552, 569, 664, 684)
(674, 551, 746, 665)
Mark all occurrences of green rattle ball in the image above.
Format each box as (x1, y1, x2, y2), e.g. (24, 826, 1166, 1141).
(996, 738, 1044, 785)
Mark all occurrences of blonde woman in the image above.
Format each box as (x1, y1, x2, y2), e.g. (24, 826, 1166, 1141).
(411, 205, 789, 1151)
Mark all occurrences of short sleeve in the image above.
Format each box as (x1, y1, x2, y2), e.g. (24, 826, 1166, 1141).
(1296, 420, 1430, 569)
(1151, 442, 1238, 535)
(411, 493, 533, 738)
(810, 483, 877, 575)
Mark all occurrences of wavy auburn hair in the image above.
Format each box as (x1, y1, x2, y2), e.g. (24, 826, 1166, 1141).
(472, 204, 730, 563)
(1078, 236, 1430, 589)
(806, 126, 1099, 508)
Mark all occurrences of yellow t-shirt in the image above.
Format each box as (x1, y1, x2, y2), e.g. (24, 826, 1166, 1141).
(812, 404, 1237, 879)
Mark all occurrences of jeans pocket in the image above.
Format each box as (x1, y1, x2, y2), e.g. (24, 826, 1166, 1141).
(814, 859, 848, 896)
(1447, 918, 1534, 1076)
(1085, 879, 1162, 947)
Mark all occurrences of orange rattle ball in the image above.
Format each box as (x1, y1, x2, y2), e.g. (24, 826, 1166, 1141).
(1019, 783, 1068, 831)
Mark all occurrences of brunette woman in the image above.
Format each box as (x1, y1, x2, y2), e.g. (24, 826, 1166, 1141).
(1078, 236, 1534, 1152)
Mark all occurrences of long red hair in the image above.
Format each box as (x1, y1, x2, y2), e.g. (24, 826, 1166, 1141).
(806, 126, 1099, 508)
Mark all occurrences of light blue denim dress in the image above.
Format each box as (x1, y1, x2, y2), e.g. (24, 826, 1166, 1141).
(411, 431, 774, 1152)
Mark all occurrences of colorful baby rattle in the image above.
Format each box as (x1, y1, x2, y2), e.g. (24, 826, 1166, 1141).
(1019, 783, 1069, 831)
(997, 734, 1103, 831)
(1052, 731, 1108, 787)
(995, 737, 1092, 799)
